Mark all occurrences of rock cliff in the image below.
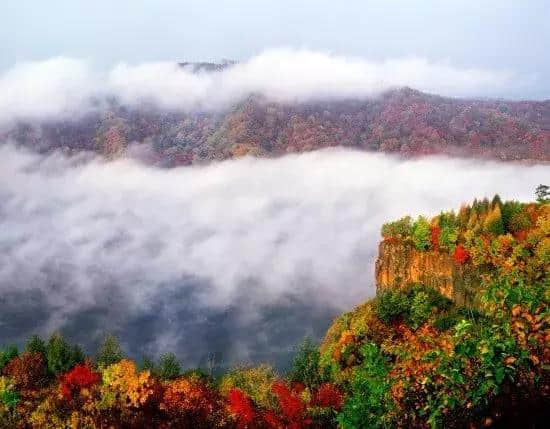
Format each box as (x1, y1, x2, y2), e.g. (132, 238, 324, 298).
(374, 240, 480, 304)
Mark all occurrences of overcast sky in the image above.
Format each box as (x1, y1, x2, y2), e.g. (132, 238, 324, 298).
(2, 0, 549, 99)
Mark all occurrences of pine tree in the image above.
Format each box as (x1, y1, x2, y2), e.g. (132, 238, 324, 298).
(96, 334, 124, 367)
(484, 205, 505, 236)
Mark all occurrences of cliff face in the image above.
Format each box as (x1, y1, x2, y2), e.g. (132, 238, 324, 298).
(375, 241, 479, 304)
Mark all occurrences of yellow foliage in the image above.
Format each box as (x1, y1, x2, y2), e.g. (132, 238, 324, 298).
(101, 359, 157, 408)
(219, 364, 277, 409)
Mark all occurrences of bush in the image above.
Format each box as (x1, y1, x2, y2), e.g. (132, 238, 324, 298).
(375, 290, 410, 324)
(407, 291, 432, 329)
(381, 216, 412, 239)
(289, 337, 322, 389)
(412, 216, 431, 250)
(337, 343, 392, 429)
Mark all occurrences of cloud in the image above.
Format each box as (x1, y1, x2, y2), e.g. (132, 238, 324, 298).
(0, 144, 546, 367)
(0, 49, 526, 125)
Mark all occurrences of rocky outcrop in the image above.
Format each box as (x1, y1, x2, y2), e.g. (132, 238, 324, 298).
(375, 240, 480, 304)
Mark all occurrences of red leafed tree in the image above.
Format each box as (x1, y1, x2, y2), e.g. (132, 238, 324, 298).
(311, 383, 343, 410)
(271, 381, 311, 428)
(227, 388, 255, 428)
(454, 244, 470, 264)
(3, 352, 46, 390)
(60, 362, 101, 400)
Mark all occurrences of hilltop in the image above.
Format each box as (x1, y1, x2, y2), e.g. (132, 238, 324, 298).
(4, 87, 550, 165)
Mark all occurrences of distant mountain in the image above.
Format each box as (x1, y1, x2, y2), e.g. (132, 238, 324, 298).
(3, 87, 549, 164)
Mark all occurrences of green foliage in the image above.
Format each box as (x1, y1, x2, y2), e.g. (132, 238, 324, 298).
(138, 355, 156, 373)
(45, 333, 84, 376)
(439, 225, 458, 252)
(412, 216, 431, 250)
(535, 184, 549, 203)
(407, 291, 432, 329)
(289, 337, 323, 388)
(337, 343, 393, 428)
(381, 216, 412, 239)
(0, 345, 18, 373)
(96, 334, 124, 367)
(484, 205, 505, 235)
(156, 353, 181, 380)
(374, 290, 410, 324)
(0, 377, 19, 413)
(24, 335, 46, 358)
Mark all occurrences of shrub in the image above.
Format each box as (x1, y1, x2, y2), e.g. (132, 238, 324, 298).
(381, 216, 412, 240)
(219, 364, 277, 409)
(227, 388, 255, 428)
(407, 291, 432, 329)
(412, 216, 431, 250)
(375, 290, 410, 324)
(337, 343, 392, 429)
(454, 244, 470, 264)
(289, 338, 322, 389)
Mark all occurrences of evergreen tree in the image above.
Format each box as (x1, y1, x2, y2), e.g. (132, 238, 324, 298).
(535, 184, 549, 203)
(157, 353, 181, 380)
(24, 335, 47, 359)
(412, 216, 431, 250)
(45, 333, 83, 375)
(0, 345, 18, 372)
(96, 334, 124, 367)
(289, 337, 322, 388)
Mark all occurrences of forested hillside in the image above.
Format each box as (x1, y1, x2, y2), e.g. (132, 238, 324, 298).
(3, 87, 549, 165)
(1, 191, 548, 428)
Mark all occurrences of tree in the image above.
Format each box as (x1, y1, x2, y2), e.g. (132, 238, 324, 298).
(157, 353, 181, 380)
(412, 216, 431, 250)
(45, 333, 84, 375)
(96, 334, 124, 367)
(25, 335, 47, 358)
(289, 337, 322, 389)
(484, 205, 505, 236)
(535, 184, 549, 203)
(0, 345, 18, 372)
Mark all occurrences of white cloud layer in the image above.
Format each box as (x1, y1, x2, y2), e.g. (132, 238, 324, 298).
(0, 49, 525, 125)
(0, 145, 546, 364)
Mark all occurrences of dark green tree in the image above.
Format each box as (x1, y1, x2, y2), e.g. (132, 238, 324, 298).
(45, 333, 83, 375)
(157, 353, 181, 380)
(24, 335, 47, 358)
(0, 345, 18, 372)
(96, 334, 124, 367)
(535, 184, 549, 203)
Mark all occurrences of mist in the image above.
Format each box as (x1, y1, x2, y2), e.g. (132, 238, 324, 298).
(0, 144, 546, 368)
(0, 48, 527, 126)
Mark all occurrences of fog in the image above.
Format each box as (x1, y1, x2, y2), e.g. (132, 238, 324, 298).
(0, 144, 546, 369)
(0, 49, 525, 126)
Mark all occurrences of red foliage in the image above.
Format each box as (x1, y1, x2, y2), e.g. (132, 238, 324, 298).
(227, 388, 255, 428)
(454, 244, 470, 264)
(3, 352, 46, 390)
(263, 410, 284, 428)
(271, 381, 311, 428)
(60, 362, 101, 400)
(312, 383, 343, 410)
(431, 226, 441, 249)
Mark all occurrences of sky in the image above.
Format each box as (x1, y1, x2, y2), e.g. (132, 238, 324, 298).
(2, 0, 550, 99)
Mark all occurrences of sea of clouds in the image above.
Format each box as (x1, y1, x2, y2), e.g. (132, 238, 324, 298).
(0, 144, 546, 368)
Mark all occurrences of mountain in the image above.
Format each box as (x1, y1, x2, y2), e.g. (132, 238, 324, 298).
(3, 87, 550, 165)
(1, 196, 548, 427)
